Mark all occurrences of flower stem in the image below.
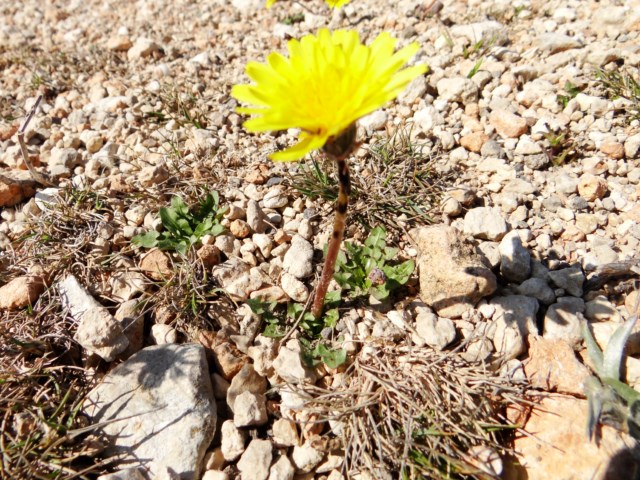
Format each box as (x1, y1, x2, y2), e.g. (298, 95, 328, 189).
(311, 153, 350, 319)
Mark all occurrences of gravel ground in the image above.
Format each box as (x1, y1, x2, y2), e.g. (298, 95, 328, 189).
(1, 0, 640, 479)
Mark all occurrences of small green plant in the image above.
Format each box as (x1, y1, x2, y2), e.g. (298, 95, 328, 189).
(247, 298, 285, 338)
(146, 84, 207, 128)
(246, 296, 346, 369)
(543, 130, 577, 166)
(556, 80, 582, 108)
(301, 338, 347, 370)
(132, 191, 226, 255)
(466, 58, 483, 79)
(595, 68, 640, 120)
(280, 12, 305, 25)
(333, 226, 415, 301)
(582, 312, 640, 440)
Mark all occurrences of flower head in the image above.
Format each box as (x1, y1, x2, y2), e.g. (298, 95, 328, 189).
(232, 29, 427, 161)
(266, 0, 351, 8)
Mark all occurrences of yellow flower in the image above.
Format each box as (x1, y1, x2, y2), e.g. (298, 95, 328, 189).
(266, 0, 351, 8)
(232, 29, 427, 161)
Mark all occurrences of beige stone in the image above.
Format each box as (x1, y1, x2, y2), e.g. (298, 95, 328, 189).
(505, 394, 637, 480)
(490, 110, 528, 138)
(139, 248, 173, 281)
(0, 275, 47, 310)
(524, 336, 590, 395)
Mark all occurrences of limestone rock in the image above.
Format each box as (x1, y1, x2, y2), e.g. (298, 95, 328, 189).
(237, 439, 273, 480)
(227, 363, 267, 412)
(524, 336, 590, 395)
(463, 207, 509, 241)
(59, 275, 128, 361)
(233, 391, 268, 427)
(411, 225, 497, 318)
(414, 311, 456, 350)
(0, 169, 37, 207)
(0, 275, 46, 310)
(542, 297, 586, 348)
(506, 394, 636, 480)
(499, 231, 531, 283)
(490, 110, 528, 138)
(291, 441, 325, 474)
(282, 235, 314, 279)
(84, 344, 216, 479)
(490, 295, 539, 360)
(221, 420, 247, 461)
(548, 266, 585, 297)
(273, 342, 318, 384)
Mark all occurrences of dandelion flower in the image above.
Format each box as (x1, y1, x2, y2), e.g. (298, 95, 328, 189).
(232, 28, 427, 161)
(266, 0, 351, 8)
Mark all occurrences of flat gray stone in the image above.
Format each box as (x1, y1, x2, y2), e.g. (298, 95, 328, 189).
(84, 344, 216, 479)
(549, 266, 585, 297)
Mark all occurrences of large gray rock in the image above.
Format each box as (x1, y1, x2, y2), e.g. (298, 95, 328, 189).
(490, 296, 539, 360)
(59, 275, 128, 361)
(84, 344, 216, 479)
(548, 266, 585, 297)
(499, 231, 531, 283)
(411, 226, 497, 318)
(543, 297, 586, 348)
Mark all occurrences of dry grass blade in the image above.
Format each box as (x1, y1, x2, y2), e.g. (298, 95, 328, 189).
(298, 344, 524, 479)
(290, 125, 448, 233)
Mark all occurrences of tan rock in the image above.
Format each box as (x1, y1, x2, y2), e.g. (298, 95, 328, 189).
(600, 141, 625, 159)
(411, 225, 496, 318)
(524, 336, 590, 395)
(577, 173, 608, 201)
(0, 275, 47, 310)
(504, 394, 636, 480)
(490, 110, 528, 138)
(0, 122, 18, 141)
(625, 290, 640, 317)
(230, 219, 251, 239)
(197, 244, 221, 269)
(213, 341, 249, 381)
(0, 170, 37, 207)
(139, 248, 173, 281)
(460, 131, 489, 153)
(107, 35, 133, 51)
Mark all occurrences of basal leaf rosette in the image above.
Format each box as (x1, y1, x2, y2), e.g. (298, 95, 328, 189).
(232, 28, 427, 161)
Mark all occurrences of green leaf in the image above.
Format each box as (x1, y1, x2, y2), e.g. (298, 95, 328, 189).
(132, 231, 160, 248)
(313, 343, 347, 369)
(323, 308, 339, 328)
(385, 260, 415, 284)
(263, 323, 285, 338)
(365, 226, 386, 249)
(383, 246, 399, 260)
(602, 314, 638, 379)
(194, 218, 213, 237)
(170, 196, 189, 217)
(582, 319, 604, 375)
(159, 206, 183, 235)
(324, 290, 342, 306)
(209, 223, 225, 237)
(602, 377, 640, 404)
(371, 283, 391, 301)
(174, 240, 189, 256)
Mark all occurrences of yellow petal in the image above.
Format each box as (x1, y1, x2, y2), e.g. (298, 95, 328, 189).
(270, 133, 328, 162)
